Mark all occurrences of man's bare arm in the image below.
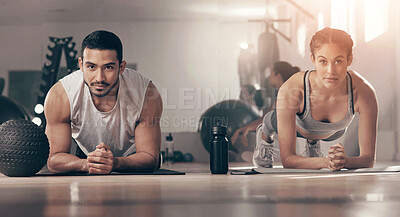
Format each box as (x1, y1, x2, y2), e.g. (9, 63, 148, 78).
(113, 82, 163, 172)
(45, 82, 88, 173)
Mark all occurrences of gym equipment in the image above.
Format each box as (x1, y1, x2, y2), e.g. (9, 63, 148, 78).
(198, 100, 259, 153)
(231, 166, 400, 175)
(0, 77, 4, 95)
(36, 37, 78, 128)
(36, 169, 185, 176)
(160, 151, 166, 163)
(173, 151, 184, 162)
(183, 153, 194, 162)
(257, 30, 279, 76)
(253, 89, 264, 110)
(0, 119, 49, 177)
(0, 95, 30, 125)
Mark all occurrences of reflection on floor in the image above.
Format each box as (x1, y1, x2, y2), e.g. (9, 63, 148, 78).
(0, 162, 399, 217)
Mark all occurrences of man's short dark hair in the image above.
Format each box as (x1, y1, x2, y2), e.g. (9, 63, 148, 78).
(81, 30, 123, 63)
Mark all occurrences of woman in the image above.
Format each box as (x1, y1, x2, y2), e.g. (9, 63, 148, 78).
(254, 27, 378, 171)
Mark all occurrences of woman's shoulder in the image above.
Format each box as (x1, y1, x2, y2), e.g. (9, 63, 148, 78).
(348, 70, 377, 111)
(348, 70, 376, 94)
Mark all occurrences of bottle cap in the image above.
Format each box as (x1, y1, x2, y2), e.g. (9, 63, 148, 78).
(211, 121, 227, 135)
(166, 133, 173, 141)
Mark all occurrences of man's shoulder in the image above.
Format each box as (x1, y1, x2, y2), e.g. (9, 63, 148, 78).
(60, 69, 83, 84)
(58, 69, 85, 102)
(45, 81, 71, 121)
(121, 68, 150, 88)
(122, 68, 147, 79)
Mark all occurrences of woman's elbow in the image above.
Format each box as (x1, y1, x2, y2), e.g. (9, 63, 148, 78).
(281, 155, 295, 169)
(367, 156, 375, 168)
(355, 155, 375, 168)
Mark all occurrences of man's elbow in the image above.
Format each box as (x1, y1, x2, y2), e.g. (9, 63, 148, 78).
(47, 155, 57, 173)
(134, 162, 157, 173)
(47, 154, 63, 173)
(146, 158, 159, 172)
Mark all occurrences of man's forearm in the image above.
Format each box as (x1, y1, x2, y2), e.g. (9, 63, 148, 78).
(47, 153, 88, 173)
(113, 152, 158, 173)
(247, 118, 263, 132)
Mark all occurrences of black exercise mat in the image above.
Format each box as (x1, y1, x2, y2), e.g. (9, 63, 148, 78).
(230, 165, 400, 175)
(35, 169, 185, 176)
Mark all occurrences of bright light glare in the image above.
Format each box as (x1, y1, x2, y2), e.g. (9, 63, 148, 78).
(331, 0, 356, 46)
(348, 0, 356, 47)
(32, 117, 42, 126)
(331, 0, 348, 31)
(34, 104, 44, 114)
(364, 0, 389, 42)
(228, 8, 266, 17)
(318, 12, 324, 30)
(297, 24, 306, 57)
(239, 42, 248, 50)
(366, 193, 384, 202)
(70, 182, 80, 203)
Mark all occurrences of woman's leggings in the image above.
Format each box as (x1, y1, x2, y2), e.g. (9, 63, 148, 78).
(262, 110, 346, 141)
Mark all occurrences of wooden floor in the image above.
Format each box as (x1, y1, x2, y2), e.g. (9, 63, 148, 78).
(1, 162, 400, 217)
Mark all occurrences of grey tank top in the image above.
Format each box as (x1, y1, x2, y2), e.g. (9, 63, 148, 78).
(60, 68, 150, 157)
(295, 70, 355, 136)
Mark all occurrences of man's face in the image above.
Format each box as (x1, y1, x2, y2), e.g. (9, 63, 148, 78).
(79, 48, 125, 97)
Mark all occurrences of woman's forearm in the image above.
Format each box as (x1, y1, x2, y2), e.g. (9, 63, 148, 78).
(344, 156, 375, 169)
(281, 154, 329, 169)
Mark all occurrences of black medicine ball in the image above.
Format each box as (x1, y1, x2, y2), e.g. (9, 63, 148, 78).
(0, 119, 50, 177)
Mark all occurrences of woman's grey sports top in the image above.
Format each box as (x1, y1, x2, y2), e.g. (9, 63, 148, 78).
(295, 70, 355, 136)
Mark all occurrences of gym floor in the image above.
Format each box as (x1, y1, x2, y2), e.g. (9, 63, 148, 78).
(0, 162, 399, 217)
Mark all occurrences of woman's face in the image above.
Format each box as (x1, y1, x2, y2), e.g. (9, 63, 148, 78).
(311, 43, 352, 89)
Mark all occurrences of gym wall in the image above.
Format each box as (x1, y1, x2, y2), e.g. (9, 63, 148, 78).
(0, 0, 399, 160)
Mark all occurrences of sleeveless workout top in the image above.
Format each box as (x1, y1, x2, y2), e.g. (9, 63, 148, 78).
(295, 70, 355, 136)
(60, 68, 150, 157)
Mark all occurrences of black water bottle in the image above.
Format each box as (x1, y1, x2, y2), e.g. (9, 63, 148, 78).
(209, 122, 229, 174)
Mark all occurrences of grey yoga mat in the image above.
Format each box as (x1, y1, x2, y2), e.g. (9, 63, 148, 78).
(230, 166, 400, 175)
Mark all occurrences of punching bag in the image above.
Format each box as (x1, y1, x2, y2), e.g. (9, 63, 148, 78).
(257, 31, 279, 76)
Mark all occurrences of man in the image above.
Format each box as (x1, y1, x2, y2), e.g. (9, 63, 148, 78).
(231, 61, 299, 148)
(44, 30, 163, 174)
